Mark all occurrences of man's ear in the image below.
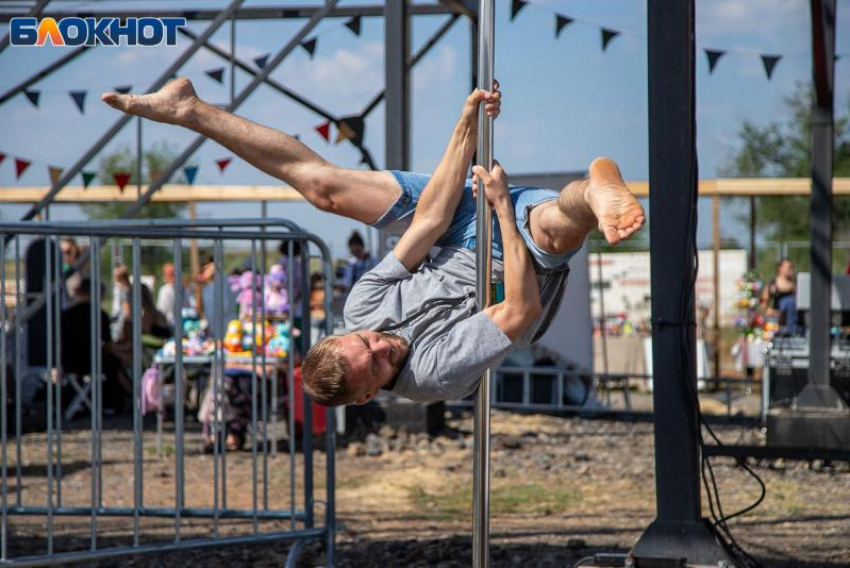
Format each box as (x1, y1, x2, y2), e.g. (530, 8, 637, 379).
(355, 391, 374, 405)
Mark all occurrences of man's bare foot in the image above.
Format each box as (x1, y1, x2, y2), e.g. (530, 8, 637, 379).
(101, 77, 200, 125)
(583, 157, 645, 245)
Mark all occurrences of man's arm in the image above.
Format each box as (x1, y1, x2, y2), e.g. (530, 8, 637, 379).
(392, 87, 500, 272)
(473, 162, 543, 341)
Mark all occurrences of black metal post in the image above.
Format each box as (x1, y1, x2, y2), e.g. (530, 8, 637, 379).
(382, 0, 411, 257)
(632, 0, 731, 563)
(800, 0, 844, 408)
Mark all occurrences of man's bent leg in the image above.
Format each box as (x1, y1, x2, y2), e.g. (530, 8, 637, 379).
(528, 157, 645, 254)
(102, 78, 400, 224)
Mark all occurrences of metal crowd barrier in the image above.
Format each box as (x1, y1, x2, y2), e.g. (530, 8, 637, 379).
(452, 367, 758, 420)
(0, 219, 335, 567)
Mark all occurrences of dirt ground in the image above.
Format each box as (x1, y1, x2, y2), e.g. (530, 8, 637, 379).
(5, 409, 850, 567)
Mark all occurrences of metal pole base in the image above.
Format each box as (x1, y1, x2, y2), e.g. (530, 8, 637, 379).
(797, 383, 848, 410)
(631, 519, 733, 566)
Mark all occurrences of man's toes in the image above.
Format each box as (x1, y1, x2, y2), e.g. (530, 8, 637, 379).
(102, 92, 130, 112)
(603, 225, 621, 245)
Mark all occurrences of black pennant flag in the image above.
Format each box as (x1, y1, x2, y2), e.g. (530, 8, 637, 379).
(337, 115, 365, 146)
(704, 49, 725, 74)
(24, 90, 40, 108)
(114, 85, 132, 94)
(69, 90, 86, 113)
(511, 0, 528, 21)
(344, 16, 362, 36)
(556, 15, 574, 38)
(601, 28, 620, 51)
(300, 38, 317, 58)
(205, 68, 225, 84)
(761, 54, 781, 80)
(254, 54, 270, 69)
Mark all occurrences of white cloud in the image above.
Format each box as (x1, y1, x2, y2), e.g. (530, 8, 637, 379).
(281, 40, 385, 99)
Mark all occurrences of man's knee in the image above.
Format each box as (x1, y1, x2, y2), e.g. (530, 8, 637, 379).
(295, 165, 337, 212)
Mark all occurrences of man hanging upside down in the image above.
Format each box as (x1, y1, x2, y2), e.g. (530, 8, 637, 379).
(102, 78, 645, 406)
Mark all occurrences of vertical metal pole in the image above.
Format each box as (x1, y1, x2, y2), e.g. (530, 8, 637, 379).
(287, 242, 297, 531)
(713, 193, 721, 378)
(250, 240, 259, 534)
(633, 0, 730, 563)
(1, 235, 8, 562)
(802, 0, 842, 407)
(137, 118, 143, 200)
(473, 2, 494, 566)
(230, 12, 236, 106)
(131, 238, 143, 546)
(382, 0, 411, 258)
(53, 238, 63, 507)
(14, 237, 22, 508)
(596, 248, 609, 377)
(749, 196, 756, 271)
(89, 239, 98, 551)
(44, 238, 54, 555)
(173, 238, 185, 542)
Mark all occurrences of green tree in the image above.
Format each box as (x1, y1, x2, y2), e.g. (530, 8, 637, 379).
(721, 83, 850, 243)
(82, 140, 188, 220)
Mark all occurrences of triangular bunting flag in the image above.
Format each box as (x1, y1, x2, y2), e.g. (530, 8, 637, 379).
(294, 134, 301, 141)
(48, 166, 63, 186)
(253, 54, 270, 69)
(336, 122, 356, 145)
(300, 38, 317, 58)
(15, 158, 31, 179)
(113, 172, 131, 192)
(24, 90, 40, 108)
(0, 152, 5, 167)
(705, 49, 725, 74)
(114, 85, 132, 94)
(69, 90, 86, 114)
(510, 0, 528, 21)
(336, 115, 365, 146)
(315, 121, 331, 141)
(183, 165, 199, 185)
(344, 16, 362, 36)
(601, 28, 620, 51)
(556, 15, 574, 38)
(761, 54, 781, 80)
(81, 171, 96, 188)
(216, 157, 232, 173)
(205, 68, 225, 84)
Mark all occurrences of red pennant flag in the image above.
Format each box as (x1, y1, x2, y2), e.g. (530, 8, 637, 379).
(113, 172, 131, 192)
(315, 121, 331, 141)
(216, 157, 232, 173)
(0, 152, 6, 167)
(15, 158, 31, 179)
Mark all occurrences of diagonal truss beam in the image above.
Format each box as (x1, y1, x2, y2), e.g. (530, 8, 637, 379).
(121, 0, 341, 220)
(15, 0, 247, 224)
(0, 4, 460, 23)
(361, 13, 460, 118)
(0, 45, 92, 106)
(0, 0, 51, 55)
(177, 27, 377, 169)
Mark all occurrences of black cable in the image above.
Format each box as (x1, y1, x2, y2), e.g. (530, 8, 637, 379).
(677, 132, 765, 568)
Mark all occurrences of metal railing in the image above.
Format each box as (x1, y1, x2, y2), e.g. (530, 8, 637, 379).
(451, 367, 759, 421)
(0, 219, 335, 567)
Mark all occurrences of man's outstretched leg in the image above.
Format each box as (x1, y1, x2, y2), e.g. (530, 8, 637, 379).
(528, 157, 646, 253)
(102, 78, 401, 224)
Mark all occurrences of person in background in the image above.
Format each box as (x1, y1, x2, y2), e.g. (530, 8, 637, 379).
(60, 237, 86, 300)
(61, 277, 132, 413)
(761, 258, 798, 335)
(199, 256, 239, 336)
(156, 262, 194, 328)
(342, 230, 377, 291)
(112, 265, 171, 369)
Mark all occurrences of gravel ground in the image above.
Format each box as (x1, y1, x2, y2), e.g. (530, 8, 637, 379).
(5, 409, 850, 567)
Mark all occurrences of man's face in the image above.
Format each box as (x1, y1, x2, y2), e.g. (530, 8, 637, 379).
(780, 261, 795, 279)
(337, 330, 409, 404)
(349, 243, 364, 258)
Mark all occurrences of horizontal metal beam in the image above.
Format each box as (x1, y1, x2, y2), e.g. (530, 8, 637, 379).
(0, 4, 458, 23)
(702, 443, 850, 463)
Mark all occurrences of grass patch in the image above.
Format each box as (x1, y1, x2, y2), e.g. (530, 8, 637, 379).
(407, 482, 581, 521)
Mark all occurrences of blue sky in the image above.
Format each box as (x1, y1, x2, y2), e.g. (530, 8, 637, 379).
(0, 0, 848, 258)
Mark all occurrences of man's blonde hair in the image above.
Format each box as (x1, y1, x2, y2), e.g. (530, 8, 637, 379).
(301, 335, 352, 407)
